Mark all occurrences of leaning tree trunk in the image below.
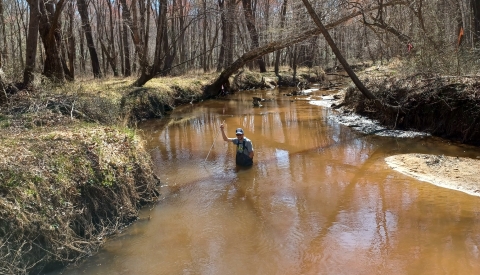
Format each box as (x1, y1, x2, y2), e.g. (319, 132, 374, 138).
(205, 28, 325, 97)
(301, 0, 399, 113)
(77, 0, 102, 78)
(23, 0, 40, 85)
(205, 4, 384, 97)
(300, 0, 375, 99)
(204, 0, 406, 98)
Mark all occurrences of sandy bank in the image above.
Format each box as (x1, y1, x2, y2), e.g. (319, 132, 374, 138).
(385, 154, 480, 197)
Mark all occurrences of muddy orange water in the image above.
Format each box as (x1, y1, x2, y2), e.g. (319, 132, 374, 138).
(54, 87, 480, 275)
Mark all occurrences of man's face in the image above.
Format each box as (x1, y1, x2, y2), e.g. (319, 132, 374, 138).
(236, 133, 244, 140)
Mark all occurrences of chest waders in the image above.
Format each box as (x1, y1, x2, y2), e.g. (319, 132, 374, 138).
(236, 140, 253, 166)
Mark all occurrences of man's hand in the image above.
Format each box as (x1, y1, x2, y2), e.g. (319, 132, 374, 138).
(220, 123, 229, 141)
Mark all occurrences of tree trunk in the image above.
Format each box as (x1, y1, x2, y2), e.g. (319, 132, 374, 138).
(0, 0, 6, 68)
(225, 0, 235, 66)
(106, 0, 118, 76)
(119, 0, 146, 78)
(38, 0, 66, 82)
(12, 1, 24, 69)
(120, 3, 131, 76)
(67, 1, 75, 79)
(454, 0, 464, 47)
(175, 0, 186, 73)
(138, 0, 146, 49)
(77, 0, 102, 78)
(78, 27, 86, 74)
(206, 29, 325, 97)
(217, 0, 226, 72)
(301, 0, 400, 114)
(263, 0, 270, 67)
(162, 0, 176, 75)
(473, 0, 480, 45)
(300, 0, 375, 98)
(208, 18, 220, 70)
(274, 0, 288, 76)
(117, 1, 125, 76)
(241, 0, 266, 72)
(131, 0, 168, 86)
(205, 2, 394, 97)
(202, 0, 208, 72)
(23, 0, 40, 85)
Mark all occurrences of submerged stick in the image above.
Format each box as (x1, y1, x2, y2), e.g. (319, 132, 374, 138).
(204, 120, 225, 162)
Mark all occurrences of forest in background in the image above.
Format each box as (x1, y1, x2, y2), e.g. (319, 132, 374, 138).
(0, 0, 480, 89)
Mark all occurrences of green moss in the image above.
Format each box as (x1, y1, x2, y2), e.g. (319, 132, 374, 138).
(0, 118, 11, 128)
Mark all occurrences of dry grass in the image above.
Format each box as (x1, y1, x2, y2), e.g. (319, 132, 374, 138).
(0, 124, 160, 274)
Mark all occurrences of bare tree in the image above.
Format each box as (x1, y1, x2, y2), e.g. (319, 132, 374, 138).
(361, 0, 412, 45)
(120, 0, 172, 86)
(23, 0, 40, 85)
(119, 0, 144, 78)
(472, 0, 480, 44)
(77, 0, 102, 78)
(66, 0, 76, 79)
(216, 0, 227, 71)
(205, 0, 406, 97)
(241, 0, 266, 72)
(162, 0, 175, 75)
(99, 0, 119, 76)
(274, 0, 288, 76)
(38, 0, 67, 82)
(301, 0, 377, 100)
(119, 0, 131, 76)
(0, 0, 5, 68)
(200, 0, 207, 72)
(5, 0, 478, 90)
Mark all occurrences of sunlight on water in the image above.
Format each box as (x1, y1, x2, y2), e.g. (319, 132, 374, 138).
(52, 86, 480, 275)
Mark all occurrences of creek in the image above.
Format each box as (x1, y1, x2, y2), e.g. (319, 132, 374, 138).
(52, 84, 480, 275)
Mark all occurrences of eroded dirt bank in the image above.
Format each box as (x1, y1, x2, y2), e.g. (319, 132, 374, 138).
(342, 73, 480, 146)
(0, 125, 160, 274)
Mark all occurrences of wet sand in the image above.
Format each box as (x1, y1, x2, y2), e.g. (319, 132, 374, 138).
(310, 91, 480, 197)
(385, 154, 480, 197)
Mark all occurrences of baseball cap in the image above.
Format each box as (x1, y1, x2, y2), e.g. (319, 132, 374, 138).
(235, 128, 244, 135)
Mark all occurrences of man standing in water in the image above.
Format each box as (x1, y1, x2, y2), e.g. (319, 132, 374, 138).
(220, 124, 254, 166)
